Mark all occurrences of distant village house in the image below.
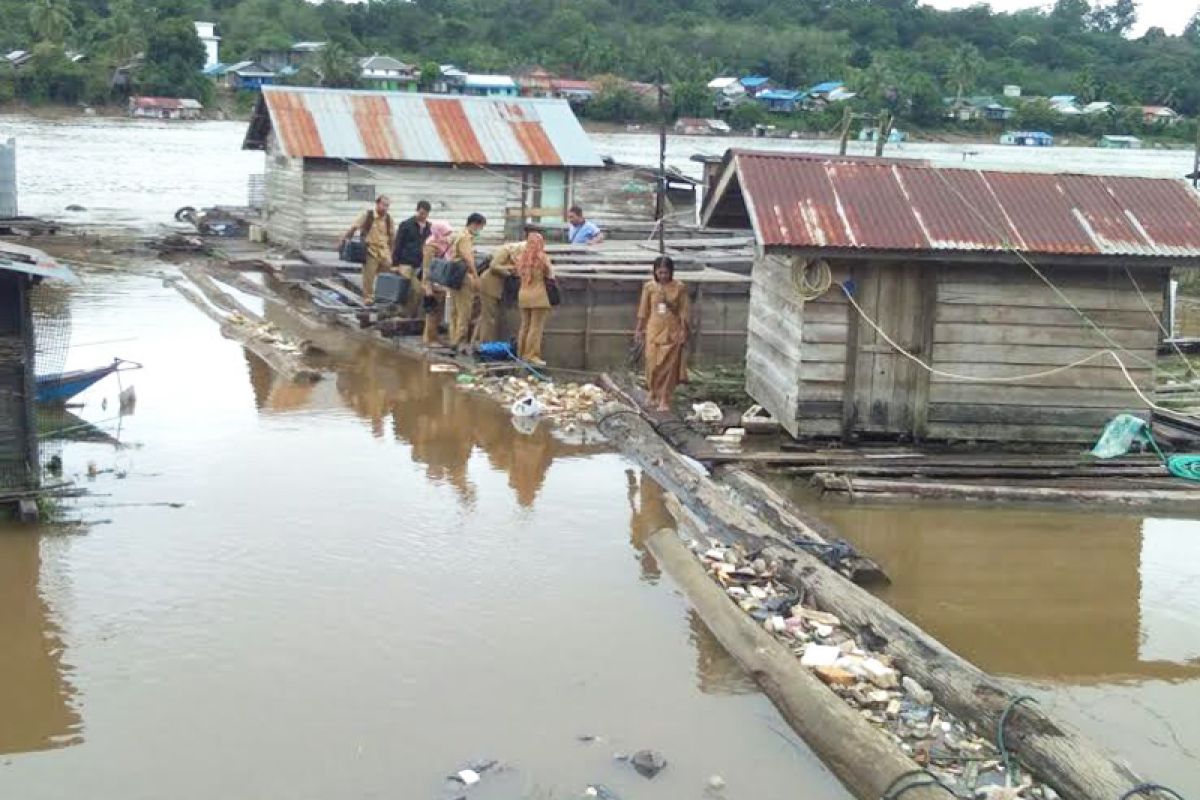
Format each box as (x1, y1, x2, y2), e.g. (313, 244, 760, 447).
(128, 96, 203, 120)
(224, 61, 276, 91)
(193, 22, 220, 71)
(358, 55, 418, 92)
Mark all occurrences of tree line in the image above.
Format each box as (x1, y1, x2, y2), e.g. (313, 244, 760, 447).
(4, 0, 1200, 140)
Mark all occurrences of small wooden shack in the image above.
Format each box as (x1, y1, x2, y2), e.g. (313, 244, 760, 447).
(703, 150, 1200, 443)
(243, 86, 604, 248)
(0, 245, 76, 501)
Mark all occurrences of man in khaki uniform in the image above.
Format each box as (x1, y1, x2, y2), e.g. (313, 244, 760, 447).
(448, 213, 486, 351)
(339, 195, 394, 305)
(473, 233, 526, 346)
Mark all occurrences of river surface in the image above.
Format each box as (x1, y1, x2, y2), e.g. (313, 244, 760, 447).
(0, 113, 1198, 796)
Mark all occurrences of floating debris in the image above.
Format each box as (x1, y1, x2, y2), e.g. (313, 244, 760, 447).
(688, 537, 1055, 798)
(630, 749, 667, 779)
(462, 376, 611, 429)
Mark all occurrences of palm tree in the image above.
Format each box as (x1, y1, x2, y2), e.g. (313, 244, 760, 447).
(948, 44, 984, 104)
(317, 42, 360, 89)
(29, 0, 73, 44)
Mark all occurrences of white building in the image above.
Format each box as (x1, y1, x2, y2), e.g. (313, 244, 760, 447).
(194, 22, 220, 70)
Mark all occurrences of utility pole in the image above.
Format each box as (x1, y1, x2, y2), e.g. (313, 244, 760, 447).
(875, 110, 894, 158)
(837, 106, 854, 156)
(1192, 122, 1200, 190)
(656, 71, 668, 256)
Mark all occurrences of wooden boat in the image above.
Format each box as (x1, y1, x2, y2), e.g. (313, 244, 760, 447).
(36, 358, 141, 404)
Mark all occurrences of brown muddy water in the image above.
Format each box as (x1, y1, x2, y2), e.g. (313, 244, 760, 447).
(0, 269, 846, 799)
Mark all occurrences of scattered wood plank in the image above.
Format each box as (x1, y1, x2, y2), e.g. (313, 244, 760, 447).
(645, 528, 943, 800)
(812, 474, 1200, 508)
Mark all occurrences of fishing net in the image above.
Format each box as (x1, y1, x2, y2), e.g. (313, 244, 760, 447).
(30, 280, 72, 476)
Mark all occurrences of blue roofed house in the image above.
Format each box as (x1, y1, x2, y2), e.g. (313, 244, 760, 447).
(739, 75, 775, 98)
(758, 89, 802, 114)
(464, 74, 519, 97)
(225, 61, 276, 91)
(804, 81, 854, 107)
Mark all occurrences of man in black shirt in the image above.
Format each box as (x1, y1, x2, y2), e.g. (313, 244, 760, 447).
(393, 200, 432, 317)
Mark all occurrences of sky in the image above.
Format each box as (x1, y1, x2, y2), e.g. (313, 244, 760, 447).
(920, 0, 1195, 35)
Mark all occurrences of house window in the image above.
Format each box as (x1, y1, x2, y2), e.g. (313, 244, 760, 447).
(348, 183, 375, 202)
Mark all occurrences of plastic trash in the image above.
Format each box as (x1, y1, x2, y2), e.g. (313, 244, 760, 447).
(511, 394, 543, 418)
(691, 402, 722, 423)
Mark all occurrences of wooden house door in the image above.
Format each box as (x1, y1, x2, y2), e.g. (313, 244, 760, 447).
(845, 263, 934, 439)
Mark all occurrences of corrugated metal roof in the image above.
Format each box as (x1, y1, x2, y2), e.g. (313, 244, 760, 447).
(249, 86, 602, 168)
(715, 150, 1200, 259)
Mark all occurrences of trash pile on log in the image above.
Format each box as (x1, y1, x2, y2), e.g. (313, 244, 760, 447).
(686, 534, 1059, 800)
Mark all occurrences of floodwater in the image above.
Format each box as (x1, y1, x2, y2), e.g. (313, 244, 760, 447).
(1, 114, 1199, 796)
(0, 271, 844, 798)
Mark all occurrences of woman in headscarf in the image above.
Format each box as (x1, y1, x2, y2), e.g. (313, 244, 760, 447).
(635, 256, 690, 412)
(421, 221, 454, 346)
(515, 230, 555, 366)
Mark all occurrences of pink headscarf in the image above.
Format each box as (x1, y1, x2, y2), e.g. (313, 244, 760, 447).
(517, 232, 548, 286)
(428, 221, 454, 258)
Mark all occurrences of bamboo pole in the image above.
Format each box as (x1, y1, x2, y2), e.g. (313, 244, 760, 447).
(645, 528, 945, 800)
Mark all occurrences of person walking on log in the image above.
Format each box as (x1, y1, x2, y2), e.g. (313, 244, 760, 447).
(448, 213, 486, 353)
(474, 227, 529, 346)
(339, 195, 394, 306)
(392, 199, 432, 318)
(421, 221, 454, 347)
(516, 230, 555, 366)
(636, 255, 690, 412)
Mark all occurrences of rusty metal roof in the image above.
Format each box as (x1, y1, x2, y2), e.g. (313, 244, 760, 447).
(708, 149, 1200, 259)
(245, 86, 603, 168)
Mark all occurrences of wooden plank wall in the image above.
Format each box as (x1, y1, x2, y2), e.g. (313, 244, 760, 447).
(745, 254, 851, 438)
(571, 165, 697, 228)
(926, 264, 1165, 443)
(261, 134, 305, 248)
(299, 161, 525, 249)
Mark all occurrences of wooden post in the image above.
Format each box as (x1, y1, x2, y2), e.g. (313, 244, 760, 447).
(1192, 123, 1200, 190)
(18, 275, 38, 487)
(646, 529, 944, 800)
(875, 111, 893, 158)
(657, 72, 668, 256)
(838, 106, 853, 156)
(582, 279, 593, 371)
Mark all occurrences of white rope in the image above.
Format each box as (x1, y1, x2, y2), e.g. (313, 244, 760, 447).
(837, 282, 1197, 417)
(1125, 266, 1199, 379)
(791, 258, 833, 301)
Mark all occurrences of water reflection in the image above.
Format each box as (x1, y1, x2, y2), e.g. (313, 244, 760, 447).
(0, 530, 81, 755)
(816, 504, 1200, 684)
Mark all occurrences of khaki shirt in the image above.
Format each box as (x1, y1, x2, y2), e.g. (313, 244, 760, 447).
(481, 242, 523, 300)
(353, 210, 394, 257)
(450, 229, 476, 269)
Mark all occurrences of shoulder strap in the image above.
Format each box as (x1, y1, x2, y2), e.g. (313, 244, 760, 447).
(362, 210, 374, 237)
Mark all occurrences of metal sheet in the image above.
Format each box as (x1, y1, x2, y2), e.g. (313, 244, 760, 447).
(0, 243, 78, 283)
(721, 150, 1200, 259)
(255, 86, 602, 168)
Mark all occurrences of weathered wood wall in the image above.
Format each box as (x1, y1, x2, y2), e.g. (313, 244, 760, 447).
(571, 165, 697, 229)
(0, 271, 36, 492)
(261, 134, 305, 248)
(746, 254, 1166, 443)
(925, 264, 1163, 442)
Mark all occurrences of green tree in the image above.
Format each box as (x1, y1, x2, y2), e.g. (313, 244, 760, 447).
(316, 42, 359, 88)
(729, 100, 766, 130)
(1015, 98, 1059, 130)
(29, 0, 73, 44)
(670, 78, 711, 120)
(586, 76, 650, 123)
(418, 60, 441, 92)
(136, 17, 209, 100)
(947, 44, 983, 104)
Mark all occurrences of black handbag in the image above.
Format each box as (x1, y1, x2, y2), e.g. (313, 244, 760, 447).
(340, 238, 365, 264)
(429, 258, 468, 290)
(502, 274, 521, 305)
(545, 277, 561, 307)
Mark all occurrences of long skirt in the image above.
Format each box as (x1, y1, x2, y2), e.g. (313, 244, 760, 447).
(645, 340, 687, 401)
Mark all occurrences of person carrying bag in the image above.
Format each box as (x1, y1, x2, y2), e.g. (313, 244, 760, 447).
(516, 231, 556, 366)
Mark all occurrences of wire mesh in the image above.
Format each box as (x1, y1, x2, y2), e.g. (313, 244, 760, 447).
(31, 281, 72, 475)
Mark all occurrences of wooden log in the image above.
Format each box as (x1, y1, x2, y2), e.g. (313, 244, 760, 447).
(644, 528, 944, 800)
(168, 279, 321, 385)
(597, 406, 1147, 800)
(713, 466, 889, 585)
(812, 474, 1200, 508)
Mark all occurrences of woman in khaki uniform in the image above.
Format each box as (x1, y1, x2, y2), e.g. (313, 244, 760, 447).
(516, 231, 554, 365)
(421, 222, 454, 346)
(635, 256, 690, 412)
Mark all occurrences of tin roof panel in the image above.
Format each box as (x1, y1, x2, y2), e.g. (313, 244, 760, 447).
(252, 86, 602, 167)
(715, 150, 1200, 260)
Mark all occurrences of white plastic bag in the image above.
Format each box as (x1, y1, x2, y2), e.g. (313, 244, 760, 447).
(511, 394, 543, 418)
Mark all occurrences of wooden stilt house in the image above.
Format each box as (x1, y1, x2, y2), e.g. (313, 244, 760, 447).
(702, 150, 1200, 443)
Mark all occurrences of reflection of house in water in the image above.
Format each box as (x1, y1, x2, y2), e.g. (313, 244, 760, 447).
(829, 507, 1200, 684)
(0, 530, 81, 754)
(1138, 518, 1200, 667)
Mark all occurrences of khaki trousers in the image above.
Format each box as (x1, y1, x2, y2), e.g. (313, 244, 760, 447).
(518, 307, 550, 362)
(422, 291, 445, 345)
(396, 264, 422, 318)
(473, 294, 502, 345)
(448, 283, 476, 347)
(362, 249, 389, 303)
